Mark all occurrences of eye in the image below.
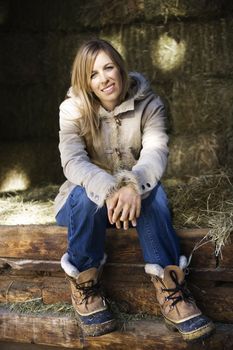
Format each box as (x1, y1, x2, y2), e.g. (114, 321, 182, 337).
(105, 65, 114, 71)
(91, 72, 97, 79)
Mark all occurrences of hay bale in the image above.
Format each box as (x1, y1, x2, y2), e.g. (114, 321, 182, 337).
(144, 0, 233, 21)
(108, 18, 233, 80)
(3, 0, 233, 31)
(166, 133, 227, 177)
(3, 0, 144, 30)
(170, 78, 233, 134)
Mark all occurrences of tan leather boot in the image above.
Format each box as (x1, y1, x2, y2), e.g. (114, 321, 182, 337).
(61, 253, 116, 336)
(145, 260, 215, 342)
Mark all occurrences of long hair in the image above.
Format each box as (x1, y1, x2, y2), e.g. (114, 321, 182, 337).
(71, 39, 129, 142)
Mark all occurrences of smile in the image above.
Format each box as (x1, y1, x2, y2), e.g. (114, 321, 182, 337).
(102, 84, 115, 93)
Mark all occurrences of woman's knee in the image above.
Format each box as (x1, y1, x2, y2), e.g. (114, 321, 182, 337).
(70, 186, 98, 212)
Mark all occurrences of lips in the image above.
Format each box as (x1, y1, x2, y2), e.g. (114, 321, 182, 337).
(102, 84, 115, 94)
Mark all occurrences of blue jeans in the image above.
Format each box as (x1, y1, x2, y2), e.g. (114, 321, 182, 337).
(56, 183, 180, 271)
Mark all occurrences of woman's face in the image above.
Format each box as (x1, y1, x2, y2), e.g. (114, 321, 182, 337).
(89, 50, 123, 111)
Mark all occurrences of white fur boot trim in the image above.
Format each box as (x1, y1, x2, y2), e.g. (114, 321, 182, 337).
(145, 263, 164, 279)
(145, 255, 188, 279)
(179, 255, 188, 270)
(60, 253, 108, 278)
(61, 253, 79, 278)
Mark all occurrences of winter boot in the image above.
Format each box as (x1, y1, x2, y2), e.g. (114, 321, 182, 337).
(61, 253, 116, 336)
(145, 256, 215, 342)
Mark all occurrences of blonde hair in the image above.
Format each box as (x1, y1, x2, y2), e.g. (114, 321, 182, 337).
(71, 39, 129, 142)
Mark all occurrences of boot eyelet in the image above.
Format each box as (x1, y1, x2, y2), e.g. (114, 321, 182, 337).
(170, 305, 174, 310)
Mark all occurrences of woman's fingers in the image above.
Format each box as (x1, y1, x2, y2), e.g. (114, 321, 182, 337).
(131, 218, 137, 227)
(108, 186, 142, 228)
(112, 203, 123, 223)
(123, 220, 129, 230)
(106, 193, 119, 224)
(115, 219, 130, 230)
(115, 219, 121, 229)
(120, 204, 130, 221)
(129, 205, 136, 221)
(136, 196, 141, 218)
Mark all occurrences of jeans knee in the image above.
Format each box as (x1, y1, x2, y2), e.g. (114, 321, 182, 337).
(70, 186, 97, 213)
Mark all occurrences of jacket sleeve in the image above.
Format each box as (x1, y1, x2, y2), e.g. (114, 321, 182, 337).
(58, 98, 117, 207)
(131, 96, 169, 196)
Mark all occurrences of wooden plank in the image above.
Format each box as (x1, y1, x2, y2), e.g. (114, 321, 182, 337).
(1, 257, 233, 282)
(0, 265, 232, 322)
(0, 278, 42, 303)
(0, 308, 233, 349)
(0, 225, 217, 267)
(189, 267, 233, 282)
(0, 258, 60, 271)
(218, 240, 233, 268)
(0, 225, 67, 260)
(190, 283, 233, 323)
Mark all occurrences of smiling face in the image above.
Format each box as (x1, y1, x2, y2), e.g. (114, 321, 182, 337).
(89, 50, 123, 111)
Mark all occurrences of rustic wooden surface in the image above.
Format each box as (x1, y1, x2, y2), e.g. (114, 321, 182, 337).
(0, 225, 232, 322)
(0, 262, 232, 321)
(0, 225, 232, 348)
(0, 225, 215, 266)
(0, 308, 233, 350)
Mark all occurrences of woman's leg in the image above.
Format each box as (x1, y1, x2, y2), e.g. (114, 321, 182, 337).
(136, 182, 180, 267)
(56, 185, 116, 336)
(138, 183, 215, 341)
(56, 185, 108, 271)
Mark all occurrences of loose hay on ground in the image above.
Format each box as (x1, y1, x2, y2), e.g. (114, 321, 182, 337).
(164, 168, 233, 256)
(0, 185, 58, 225)
(0, 298, 160, 322)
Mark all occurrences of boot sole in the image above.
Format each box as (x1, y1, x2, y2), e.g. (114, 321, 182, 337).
(74, 311, 117, 337)
(164, 318, 215, 342)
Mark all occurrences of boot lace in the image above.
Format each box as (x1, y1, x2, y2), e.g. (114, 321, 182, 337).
(162, 270, 193, 307)
(76, 280, 105, 305)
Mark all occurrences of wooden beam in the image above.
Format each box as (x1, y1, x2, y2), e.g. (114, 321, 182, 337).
(0, 264, 232, 322)
(0, 308, 232, 349)
(0, 225, 217, 267)
(1, 257, 233, 283)
(0, 258, 60, 271)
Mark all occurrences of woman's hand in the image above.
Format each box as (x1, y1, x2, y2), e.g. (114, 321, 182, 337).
(106, 185, 141, 230)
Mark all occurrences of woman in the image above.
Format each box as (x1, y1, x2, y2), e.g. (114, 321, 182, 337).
(55, 39, 214, 340)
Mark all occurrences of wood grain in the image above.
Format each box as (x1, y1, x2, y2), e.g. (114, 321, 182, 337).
(0, 264, 232, 321)
(0, 308, 233, 349)
(0, 225, 217, 267)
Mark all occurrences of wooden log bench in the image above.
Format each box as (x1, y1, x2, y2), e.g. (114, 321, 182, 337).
(0, 225, 232, 349)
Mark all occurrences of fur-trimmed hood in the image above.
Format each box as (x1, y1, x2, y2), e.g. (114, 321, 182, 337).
(128, 72, 153, 101)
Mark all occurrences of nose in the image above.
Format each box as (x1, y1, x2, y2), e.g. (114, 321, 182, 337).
(99, 70, 108, 84)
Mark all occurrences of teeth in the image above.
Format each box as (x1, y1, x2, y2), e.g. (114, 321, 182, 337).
(103, 84, 114, 92)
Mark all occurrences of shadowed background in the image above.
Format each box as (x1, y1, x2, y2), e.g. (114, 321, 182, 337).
(0, 0, 233, 191)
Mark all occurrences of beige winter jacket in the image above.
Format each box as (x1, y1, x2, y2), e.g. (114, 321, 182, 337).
(54, 72, 169, 216)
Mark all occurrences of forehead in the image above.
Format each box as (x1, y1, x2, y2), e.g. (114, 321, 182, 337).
(92, 50, 113, 70)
